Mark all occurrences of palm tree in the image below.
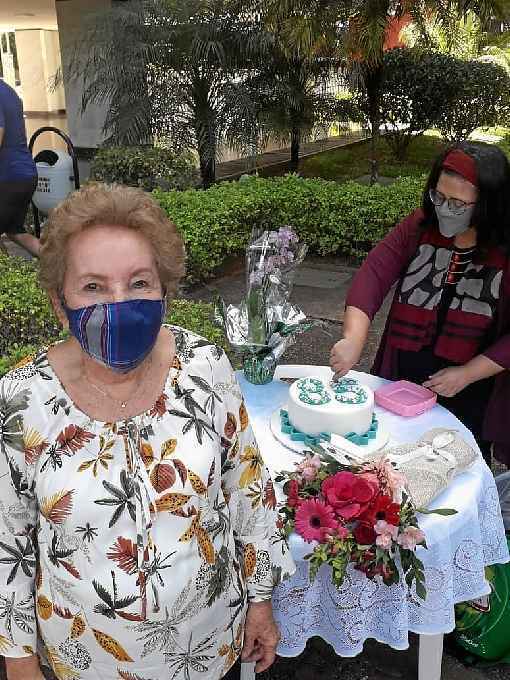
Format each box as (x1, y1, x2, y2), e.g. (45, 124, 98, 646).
(401, 8, 510, 72)
(246, 45, 347, 172)
(65, 0, 260, 187)
(400, 9, 482, 58)
(247, 1, 349, 171)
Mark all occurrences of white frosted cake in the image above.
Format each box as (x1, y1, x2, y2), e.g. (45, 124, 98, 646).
(287, 376, 374, 438)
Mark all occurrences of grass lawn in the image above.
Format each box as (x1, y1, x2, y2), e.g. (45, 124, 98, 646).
(300, 128, 510, 183)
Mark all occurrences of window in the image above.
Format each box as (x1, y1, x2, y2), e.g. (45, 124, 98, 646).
(8, 32, 20, 85)
(0, 32, 20, 86)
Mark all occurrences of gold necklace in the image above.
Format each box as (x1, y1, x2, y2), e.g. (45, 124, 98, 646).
(82, 357, 153, 410)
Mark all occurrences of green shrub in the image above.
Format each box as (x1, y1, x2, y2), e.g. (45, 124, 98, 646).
(437, 60, 510, 143)
(0, 256, 61, 356)
(497, 132, 510, 159)
(90, 146, 199, 191)
(166, 299, 227, 351)
(155, 174, 424, 280)
(0, 255, 227, 377)
(378, 49, 461, 160)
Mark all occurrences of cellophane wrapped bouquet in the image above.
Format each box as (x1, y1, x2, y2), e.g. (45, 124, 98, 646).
(275, 448, 456, 599)
(216, 226, 323, 384)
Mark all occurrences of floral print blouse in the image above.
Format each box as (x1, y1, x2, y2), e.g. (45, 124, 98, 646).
(0, 326, 295, 680)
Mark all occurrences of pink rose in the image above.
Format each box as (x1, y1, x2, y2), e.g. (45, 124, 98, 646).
(375, 533, 393, 550)
(374, 520, 398, 540)
(321, 471, 378, 520)
(361, 458, 406, 502)
(295, 455, 322, 483)
(357, 472, 381, 497)
(296, 455, 322, 484)
(301, 465, 319, 482)
(379, 463, 406, 501)
(309, 455, 322, 470)
(397, 526, 426, 550)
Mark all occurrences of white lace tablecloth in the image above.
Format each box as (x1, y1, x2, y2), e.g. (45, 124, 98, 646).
(237, 366, 510, 658)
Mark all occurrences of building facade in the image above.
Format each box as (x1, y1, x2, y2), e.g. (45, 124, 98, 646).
(0, 0, 111, 157)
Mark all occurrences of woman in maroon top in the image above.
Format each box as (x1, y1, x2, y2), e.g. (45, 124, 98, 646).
(330, 141, 510, 466)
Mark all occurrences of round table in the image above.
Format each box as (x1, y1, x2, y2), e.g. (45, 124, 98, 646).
(236, 366, 509, 680)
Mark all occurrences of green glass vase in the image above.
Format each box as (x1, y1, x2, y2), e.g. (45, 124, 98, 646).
(243, 354, 277, 385)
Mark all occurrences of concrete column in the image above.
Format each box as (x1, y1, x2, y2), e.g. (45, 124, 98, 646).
(15, 28, 68, 153)
(55, 0, 112, 150)
(42, 30, 66, 112)
(15, 29, 65, 112)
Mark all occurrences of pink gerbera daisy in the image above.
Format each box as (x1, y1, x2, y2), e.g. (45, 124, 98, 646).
(294, 498, 338, 543)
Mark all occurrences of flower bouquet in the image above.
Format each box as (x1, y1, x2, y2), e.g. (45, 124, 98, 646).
(275, 449, 456, 599)
(216, 226, 324, 384)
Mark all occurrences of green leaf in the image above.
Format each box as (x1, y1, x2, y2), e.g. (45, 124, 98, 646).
(415, 580, 427, 601)
(417, 507, 458, 516)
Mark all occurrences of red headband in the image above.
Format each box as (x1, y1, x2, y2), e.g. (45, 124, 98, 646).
(442, 149, 478, 187)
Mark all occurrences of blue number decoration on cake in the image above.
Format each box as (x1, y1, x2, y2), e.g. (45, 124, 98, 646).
(332, 378, 367, 405)
(297, 378, 331, 406)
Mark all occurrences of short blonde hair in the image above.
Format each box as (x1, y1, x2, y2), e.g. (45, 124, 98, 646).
(39, 183, 186, 298)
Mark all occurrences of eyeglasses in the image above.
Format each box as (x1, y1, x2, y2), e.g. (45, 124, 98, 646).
(429, 189, 476, 216)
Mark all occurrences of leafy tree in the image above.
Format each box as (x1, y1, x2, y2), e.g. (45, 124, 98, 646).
(436, 58, 510, 141)
(362, 47, 510, 158)
(343, 1, 510, 182)
(400, 9, 483, 59)
(67, 0, 260, 187)
(245, 49, 350, 172)
(374, 48, 460, 159)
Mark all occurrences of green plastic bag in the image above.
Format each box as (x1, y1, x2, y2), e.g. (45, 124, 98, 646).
(454, 535, 510, 664)
(454, 473, 510, 664)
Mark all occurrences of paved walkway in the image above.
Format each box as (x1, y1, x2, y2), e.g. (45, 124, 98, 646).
(216, 132, 368, 180)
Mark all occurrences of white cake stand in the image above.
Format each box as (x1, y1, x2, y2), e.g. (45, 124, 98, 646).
(270, 406, 390, 463)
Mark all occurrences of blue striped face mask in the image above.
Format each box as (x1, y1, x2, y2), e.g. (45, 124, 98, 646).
(62, 298, 166, 373)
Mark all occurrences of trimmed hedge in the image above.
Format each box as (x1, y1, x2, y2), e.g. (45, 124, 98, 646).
(91, 146, 199, 191)
(0, 256, 227, 378)
(0, 256, 62, 356)
(155, 174, 424, 281)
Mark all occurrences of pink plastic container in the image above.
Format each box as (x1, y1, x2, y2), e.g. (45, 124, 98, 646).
(374, 380, 437, 417)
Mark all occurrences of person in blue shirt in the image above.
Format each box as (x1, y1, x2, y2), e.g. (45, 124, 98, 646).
(0, 79, 40, 257)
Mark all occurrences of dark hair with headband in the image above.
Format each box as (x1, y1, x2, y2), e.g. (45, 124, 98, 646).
(422, 141, 510, 252)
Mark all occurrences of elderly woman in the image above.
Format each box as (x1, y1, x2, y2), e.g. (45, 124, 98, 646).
(0, 184, 294, 680)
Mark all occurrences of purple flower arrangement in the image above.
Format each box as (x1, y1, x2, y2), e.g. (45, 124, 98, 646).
(216, 226, 323, 384)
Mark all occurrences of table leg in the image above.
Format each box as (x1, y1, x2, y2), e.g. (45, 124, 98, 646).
(240, 661, 256, 680)
(418, 634, 444, 680)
